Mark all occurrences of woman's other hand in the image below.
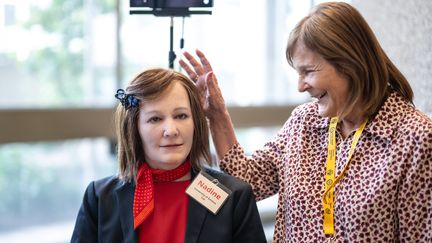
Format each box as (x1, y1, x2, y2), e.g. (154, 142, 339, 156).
(180, 50, 237, 158)
(179, 49, 226, 120)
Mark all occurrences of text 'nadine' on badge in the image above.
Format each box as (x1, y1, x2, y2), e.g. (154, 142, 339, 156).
(185, 171, 232, 214)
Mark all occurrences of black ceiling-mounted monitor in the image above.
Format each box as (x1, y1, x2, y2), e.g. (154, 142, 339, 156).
(129, 0, 214, 68)
(130, 0, 213, 17)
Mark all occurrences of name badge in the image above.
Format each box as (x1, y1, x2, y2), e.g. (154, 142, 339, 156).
(185, 171, 231, 214)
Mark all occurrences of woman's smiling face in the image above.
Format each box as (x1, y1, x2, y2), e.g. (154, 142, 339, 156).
(292, 43, 350, 118)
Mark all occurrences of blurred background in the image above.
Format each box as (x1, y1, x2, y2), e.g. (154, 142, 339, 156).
(0, 0, 430, 242)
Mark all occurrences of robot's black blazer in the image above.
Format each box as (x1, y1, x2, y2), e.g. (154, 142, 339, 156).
(71, 168, 267, 243)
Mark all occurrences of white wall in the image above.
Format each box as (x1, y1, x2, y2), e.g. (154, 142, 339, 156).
(352, 0, 432, 116)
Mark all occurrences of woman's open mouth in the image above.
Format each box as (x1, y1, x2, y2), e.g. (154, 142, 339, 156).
(312, 92, 327, 101)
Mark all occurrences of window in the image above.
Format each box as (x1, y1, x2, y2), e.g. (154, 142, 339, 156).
(121, 0, 311, 105)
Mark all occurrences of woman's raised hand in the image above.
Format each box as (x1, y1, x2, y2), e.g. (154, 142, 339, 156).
(179, 49, 226, 119)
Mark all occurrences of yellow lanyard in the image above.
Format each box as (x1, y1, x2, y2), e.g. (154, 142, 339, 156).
(322, 117, 368, 236)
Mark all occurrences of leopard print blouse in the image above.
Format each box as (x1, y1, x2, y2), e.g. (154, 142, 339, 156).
(220, 92, 432, 243)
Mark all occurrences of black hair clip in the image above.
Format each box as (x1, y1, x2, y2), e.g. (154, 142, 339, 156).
(115, 89, 139, 110)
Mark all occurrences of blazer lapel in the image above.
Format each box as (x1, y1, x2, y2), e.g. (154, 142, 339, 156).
(115, 181, 138, 243)
(184, 169, 208, 243)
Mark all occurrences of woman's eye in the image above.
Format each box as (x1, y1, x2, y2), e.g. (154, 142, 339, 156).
(176, 113, 189, 119)
(304, 70, 313, 75)
(148, 117, 162, 123)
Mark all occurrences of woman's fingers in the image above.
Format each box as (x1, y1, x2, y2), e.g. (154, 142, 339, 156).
(182, 51, 205, 75)
(196, 49, 213, 73)
(179, 50, 226, 118)
(179, 59, 198, 82)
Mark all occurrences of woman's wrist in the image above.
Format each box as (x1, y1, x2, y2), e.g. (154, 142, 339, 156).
(207, 109, 238, 160)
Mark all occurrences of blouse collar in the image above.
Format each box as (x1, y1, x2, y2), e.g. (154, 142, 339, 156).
(307, 91, 410, 141)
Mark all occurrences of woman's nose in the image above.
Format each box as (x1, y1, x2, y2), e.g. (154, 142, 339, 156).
(297, 78, 310, 92)
(163, 120, 179, 137)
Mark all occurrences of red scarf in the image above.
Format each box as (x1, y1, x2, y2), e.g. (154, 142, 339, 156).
(133, 160, 191, 229)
